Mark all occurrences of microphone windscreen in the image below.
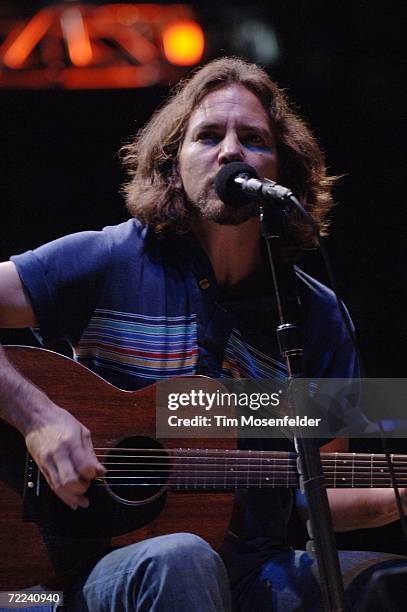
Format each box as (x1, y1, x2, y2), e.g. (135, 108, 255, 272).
(214, 162, 258, 205)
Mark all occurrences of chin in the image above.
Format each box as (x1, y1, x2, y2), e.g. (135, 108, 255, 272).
(194, 192, 259, 225)
(206, 203, 259, 226)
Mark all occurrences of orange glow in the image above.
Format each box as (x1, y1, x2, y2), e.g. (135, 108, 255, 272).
(2, 9, 54, 68)
(60, 7, 93, 67)
(162, 20, 204, 65)
(93, 23, 158, 64)
(0, 5, 203, 89)
(61, 65, 161, 89)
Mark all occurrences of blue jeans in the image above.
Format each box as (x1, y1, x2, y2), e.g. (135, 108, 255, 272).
(71, 533, 230, 611)
(0, 534, 229, 612)
(71, 534, 407, 611)
(2, 534, 407, 611)
(229, 548, 407, 610)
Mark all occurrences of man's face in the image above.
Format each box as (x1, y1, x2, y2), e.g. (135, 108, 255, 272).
(178, 83, 278, 225)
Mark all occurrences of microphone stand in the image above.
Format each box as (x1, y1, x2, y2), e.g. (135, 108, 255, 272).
(260, 204, 346, 612)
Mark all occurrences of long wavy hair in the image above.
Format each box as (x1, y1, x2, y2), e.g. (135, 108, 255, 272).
(120, 57, 337, 258)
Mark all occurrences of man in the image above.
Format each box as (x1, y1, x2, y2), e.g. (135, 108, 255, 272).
(0, 57, 406, 610)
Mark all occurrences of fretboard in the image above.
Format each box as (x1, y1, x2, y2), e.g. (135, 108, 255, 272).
(164, 449, 407, 490)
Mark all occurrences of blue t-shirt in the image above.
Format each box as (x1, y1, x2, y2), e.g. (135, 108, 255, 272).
(11, 219, 358, 557)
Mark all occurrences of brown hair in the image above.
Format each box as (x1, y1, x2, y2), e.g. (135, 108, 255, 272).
(120, 57, 337, 258)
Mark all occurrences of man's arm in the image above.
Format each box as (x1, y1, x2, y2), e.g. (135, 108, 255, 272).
(296, 437, 407, 531)
(0, 261, 37, 328)
(0, 262, 105, 509)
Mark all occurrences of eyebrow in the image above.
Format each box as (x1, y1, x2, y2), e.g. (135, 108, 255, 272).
(192, 121, 273, 137)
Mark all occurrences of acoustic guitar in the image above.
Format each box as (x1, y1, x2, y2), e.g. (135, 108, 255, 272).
(1, 346, 405, 590)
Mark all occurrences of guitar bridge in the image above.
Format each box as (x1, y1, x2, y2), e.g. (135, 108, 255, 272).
(22, 454, 41, 522)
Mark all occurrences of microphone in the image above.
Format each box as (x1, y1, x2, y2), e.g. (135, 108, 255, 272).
(214, 161, 294, 206)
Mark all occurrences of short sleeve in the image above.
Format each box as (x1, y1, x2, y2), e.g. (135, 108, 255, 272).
(11, 230, 111, 345)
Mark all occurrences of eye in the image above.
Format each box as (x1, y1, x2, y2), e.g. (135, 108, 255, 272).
(197, 131, 221, 144)
(244, 133, 264, 145)
(242, 133, 273, 151)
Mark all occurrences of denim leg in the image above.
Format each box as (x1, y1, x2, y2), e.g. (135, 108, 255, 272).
(74, 532, 231, 612)
(231, 549, 407, 611)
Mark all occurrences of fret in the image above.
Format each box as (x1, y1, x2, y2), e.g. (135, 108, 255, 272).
(370, 453, 374, 488)
(194, 448, 198, 489)
(176, 449, 182, 490)
(391, 454, 394, 487)
(224, 451, 228, 490)
(351, 452, 355, 487)
(272, 453, 276, 488)
(333, 452, 337, 488)
(203, 448, 207, 489)
(341, 456, 347, 486)
(286, 453, 290, 488)
(187, 448, 192, 490)
(259, 450, 264, 488)
(247, 450, 251, 488)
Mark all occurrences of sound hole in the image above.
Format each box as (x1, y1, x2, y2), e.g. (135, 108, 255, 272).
(104, 437, 170, 505)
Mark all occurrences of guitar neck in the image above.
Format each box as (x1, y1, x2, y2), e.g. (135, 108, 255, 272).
(168, 449, 407, 489)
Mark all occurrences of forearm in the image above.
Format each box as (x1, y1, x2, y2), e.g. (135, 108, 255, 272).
(0, 345, 105, 509)
(327, 487, 406, 531)
(0, 345, 57, 435)
(308, 439, 405, 531)
(296, 486, 406, 532)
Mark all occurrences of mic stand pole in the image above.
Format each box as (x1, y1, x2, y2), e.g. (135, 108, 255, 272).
(260, 205, 346, 612)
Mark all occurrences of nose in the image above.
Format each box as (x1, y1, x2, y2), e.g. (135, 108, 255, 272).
(217, 131, 243, 165)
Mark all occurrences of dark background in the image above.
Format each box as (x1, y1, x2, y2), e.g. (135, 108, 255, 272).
(1, 0, 407, 552)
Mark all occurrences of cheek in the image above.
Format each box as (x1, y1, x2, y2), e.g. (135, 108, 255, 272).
(178, 158, 192, 192)
(179, 146, 208, 191)
(252, 154, 278, 181)
(178, 155, 198, 201)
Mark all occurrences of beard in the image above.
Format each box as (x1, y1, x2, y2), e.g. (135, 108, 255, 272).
(192, 184, 259, 225)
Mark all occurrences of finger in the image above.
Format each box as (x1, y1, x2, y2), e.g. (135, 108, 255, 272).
(39, 456, 85, 510)
(50, 445, 94, 506)
(55, 484, 90, 510)
(76, 429, 106, 478)
(70, 447, 104, 482)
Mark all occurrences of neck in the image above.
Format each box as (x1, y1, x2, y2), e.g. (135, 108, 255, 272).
(192, 217, 267, 293)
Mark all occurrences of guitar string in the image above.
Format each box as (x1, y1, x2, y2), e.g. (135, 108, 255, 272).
(92, 477, 407, 487)
(92, 449, 407, 458)
(92, 450, 407, 464)
(95, 475, 407, 478)
(96, 453, 407, 486)
(91, 449, 407, 464)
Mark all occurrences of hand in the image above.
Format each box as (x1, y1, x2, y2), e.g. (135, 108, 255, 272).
(25, 405, 106, 510)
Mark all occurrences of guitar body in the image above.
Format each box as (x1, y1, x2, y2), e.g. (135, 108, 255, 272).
(0, 346, 235, 590)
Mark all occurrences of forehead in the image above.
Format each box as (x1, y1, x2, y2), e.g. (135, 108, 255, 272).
(186, 84, 271, 132)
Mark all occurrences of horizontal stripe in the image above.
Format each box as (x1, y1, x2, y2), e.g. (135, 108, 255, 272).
(91, 308, 196, 324)
(78, 347, 197, 370)
(79, 331, 196, 351)
(77, 340, 198, 361)
(76, 310, 199, 381)
(82, 358, 195, 380)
